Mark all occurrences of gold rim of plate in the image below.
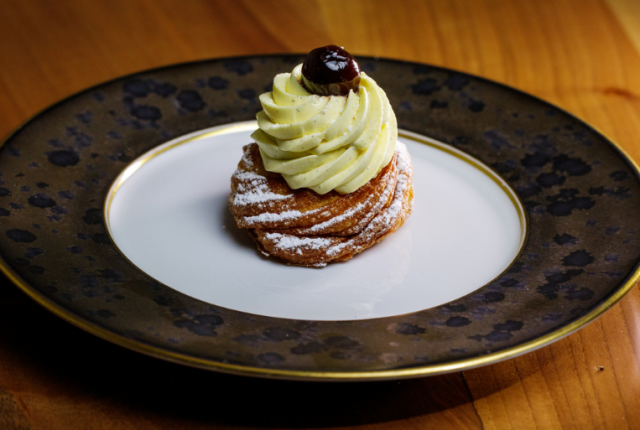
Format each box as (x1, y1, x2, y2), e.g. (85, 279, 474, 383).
(1, 120, 639, 381)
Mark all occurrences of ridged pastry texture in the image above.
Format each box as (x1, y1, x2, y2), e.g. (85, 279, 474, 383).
(229, 142, 413, 267)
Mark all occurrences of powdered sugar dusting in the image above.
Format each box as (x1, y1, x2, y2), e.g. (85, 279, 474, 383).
(241, 147, 254, 167)
(266, 232, 333, 250)
(396, 143, 413, 200)
(326, 241, 350, 257)
(232, 170, 293, 206)
(307, 202, 365, 232)
(396, 142, 411, 176)
(384, 142, 412, 221)
(265, 232, 349, 258)
(246, 209, 306, 223)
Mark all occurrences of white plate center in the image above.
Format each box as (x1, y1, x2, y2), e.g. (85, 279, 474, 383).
(106, 122, 525, 321)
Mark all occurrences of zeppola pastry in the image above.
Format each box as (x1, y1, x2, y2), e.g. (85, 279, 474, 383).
(229, 46, 413, 267)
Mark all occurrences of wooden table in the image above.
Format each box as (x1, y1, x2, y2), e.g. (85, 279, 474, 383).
(1, 1, 639, 428)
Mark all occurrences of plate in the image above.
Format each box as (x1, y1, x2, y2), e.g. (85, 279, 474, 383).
(104, 123, 526, 321)
(1, 55, 639, 381)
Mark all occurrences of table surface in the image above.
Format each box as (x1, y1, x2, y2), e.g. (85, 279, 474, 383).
(1, 0, 640, 428)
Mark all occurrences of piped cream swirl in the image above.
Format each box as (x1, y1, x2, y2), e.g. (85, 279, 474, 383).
(251, 64, 397, 195)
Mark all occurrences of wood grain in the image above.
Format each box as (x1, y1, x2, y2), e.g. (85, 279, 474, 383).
(0, 0, 639, 428)
(606, 0, 640, 58)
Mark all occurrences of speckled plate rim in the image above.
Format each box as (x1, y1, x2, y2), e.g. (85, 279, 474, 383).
(1, 253, 638, 381)
(0, 54, 639, 381)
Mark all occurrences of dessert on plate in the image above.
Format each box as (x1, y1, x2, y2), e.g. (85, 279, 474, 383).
(229, 46, 413, 267)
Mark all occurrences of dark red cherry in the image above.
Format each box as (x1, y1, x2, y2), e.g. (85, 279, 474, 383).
(301, 45, 360, 96)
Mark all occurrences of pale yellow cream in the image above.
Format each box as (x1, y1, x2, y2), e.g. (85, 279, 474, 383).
(251, 64, 397, 195)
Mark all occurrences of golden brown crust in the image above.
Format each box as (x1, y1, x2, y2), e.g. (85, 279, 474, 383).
(228, 143, 414, 267)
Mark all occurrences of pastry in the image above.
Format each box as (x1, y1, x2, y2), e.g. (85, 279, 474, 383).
(229, 46, 413, 267)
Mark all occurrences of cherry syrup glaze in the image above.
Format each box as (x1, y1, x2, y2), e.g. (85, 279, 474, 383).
(301, 45, 360, 96)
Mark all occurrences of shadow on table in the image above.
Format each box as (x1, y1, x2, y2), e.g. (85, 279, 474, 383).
(0, 279, 480, 428)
